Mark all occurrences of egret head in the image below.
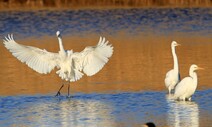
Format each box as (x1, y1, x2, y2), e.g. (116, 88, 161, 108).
(190, 64, 204, 72)
(171, 41, 180, 47)
(56, 31, 61, 38)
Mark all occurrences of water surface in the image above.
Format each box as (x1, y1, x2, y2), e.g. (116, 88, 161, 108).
(0, 90, 211, 127)
(0, 8, 211, 38)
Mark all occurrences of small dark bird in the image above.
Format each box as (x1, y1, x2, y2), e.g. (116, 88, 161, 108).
(143, 122, 156, 127)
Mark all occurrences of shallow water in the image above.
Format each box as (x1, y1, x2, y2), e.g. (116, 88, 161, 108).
(0, 8, 212, 127)
(0, 90, 211, 127)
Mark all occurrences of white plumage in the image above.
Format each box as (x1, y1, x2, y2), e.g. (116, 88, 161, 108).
(165, 41, 181, 94)
(3, 31, 113, 96)
(3, 35, 58, 74)
(174, 64, 203, 101)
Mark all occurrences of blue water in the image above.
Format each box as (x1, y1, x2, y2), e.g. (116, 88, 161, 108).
(0, 8, 211, 38)
(0, 90, 211, 126)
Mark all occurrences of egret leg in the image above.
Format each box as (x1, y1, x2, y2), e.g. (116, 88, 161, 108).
(186, 97, 191, 101)
(171, 88, 175, 94)
(182, 97, 186, 101)
(67, 83, 70, 98)
(55, 83, 64, 97)
(168, 87, 171, 94)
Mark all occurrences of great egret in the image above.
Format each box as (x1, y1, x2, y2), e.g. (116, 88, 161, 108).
(3, 31, 113, 97)
(174, 64, 203, 101)
(165, 41, 181, 94)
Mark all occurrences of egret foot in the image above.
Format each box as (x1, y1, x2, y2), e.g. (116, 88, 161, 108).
(167, 91, 172, 95)
(55, 91, 61, 97)
(66, 95, 72, 98)
(67, 84, 71, 98)
(55, 83, 64, 97)
(167, 87, 172, 94)
(185, 97, 191, 101)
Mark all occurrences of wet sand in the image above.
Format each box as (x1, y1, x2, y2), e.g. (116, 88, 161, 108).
(0, 33, 211, 95)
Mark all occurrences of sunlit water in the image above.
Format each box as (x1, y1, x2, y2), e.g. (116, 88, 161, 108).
(0, 8, 212, 126)
(0, 90, 211, 127)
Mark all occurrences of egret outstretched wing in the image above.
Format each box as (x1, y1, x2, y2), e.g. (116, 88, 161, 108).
(73, 36, 113, 76)
(3, 34, 59, 74)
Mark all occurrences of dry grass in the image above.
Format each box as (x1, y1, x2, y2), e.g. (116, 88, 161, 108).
(0, 0, 211, 9)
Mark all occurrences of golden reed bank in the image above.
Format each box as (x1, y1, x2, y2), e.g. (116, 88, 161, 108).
(0, 0, 212, 9)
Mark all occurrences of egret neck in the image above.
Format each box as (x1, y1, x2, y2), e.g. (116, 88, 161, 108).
(190, 69, 198, 85)
(58, 36, 66, 56)
(171, 45, 179, 73)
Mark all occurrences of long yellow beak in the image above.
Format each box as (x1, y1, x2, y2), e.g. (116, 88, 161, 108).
(176, 43, 181, 46)
(197, 67, 204, 70)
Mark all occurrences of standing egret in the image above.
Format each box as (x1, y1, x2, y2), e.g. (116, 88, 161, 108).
(174, 64, 203, 101)
(165, 41, 181, 94)
(3, 31, 113, 97)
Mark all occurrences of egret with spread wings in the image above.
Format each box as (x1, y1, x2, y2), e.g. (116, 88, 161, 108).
(3, 31, 113, 97)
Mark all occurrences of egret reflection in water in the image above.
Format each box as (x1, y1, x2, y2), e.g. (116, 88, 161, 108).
(1, 96, 116, 127)
(166, 95, 199, 127)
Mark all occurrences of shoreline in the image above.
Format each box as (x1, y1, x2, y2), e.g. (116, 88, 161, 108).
(0, 0, 212, 11)
(0, 6, 211, 14)
(0, 5, 212, 11)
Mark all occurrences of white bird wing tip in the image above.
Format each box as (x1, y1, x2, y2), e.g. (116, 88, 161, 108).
(4, 34, 14, 42)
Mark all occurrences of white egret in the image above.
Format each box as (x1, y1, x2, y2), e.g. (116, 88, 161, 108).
(3, 31, 113, 97)
(174, 64, 203, 101)
(165, 41, 181, 94)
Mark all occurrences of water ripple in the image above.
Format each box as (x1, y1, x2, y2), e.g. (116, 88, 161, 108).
(0, 8, 211, 38)
(0, 90, 211, 126)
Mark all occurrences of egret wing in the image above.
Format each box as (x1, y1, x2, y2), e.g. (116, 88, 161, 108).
(165, 69, 174, 86)
(73, 37, 113, 76)
(3, 34, 59, 74)
(165, 69, 173, 78)
(174, 77, 192, 97)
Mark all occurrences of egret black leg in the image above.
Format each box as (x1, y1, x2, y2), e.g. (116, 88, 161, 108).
(67, 83, 70, 98)
(55, 83, 64, 97)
